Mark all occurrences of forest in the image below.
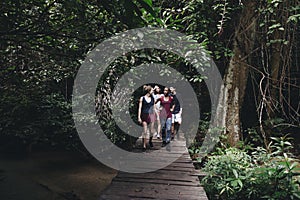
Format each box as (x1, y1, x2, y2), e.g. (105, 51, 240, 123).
(0, 0, 300, 199)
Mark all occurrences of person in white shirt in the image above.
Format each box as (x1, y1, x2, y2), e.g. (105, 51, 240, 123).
(170, 87, 182, 140)
(152, 85, 163, 139)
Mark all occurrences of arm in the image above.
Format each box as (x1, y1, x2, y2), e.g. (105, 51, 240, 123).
(177, 94, 183, 114)
(138, 97, 143, 123)
(170, 97, 175, 112)
(154, 97, 161, 104)
(170, 105, 175, 113)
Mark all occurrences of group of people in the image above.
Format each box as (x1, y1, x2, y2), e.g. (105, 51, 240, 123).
(137, 85, 182, 151)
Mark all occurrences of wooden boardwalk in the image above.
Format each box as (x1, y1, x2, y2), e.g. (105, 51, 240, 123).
(99, 137, 208, 200)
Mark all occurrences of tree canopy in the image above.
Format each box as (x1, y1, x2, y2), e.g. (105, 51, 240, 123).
(0, 0, 299, 152)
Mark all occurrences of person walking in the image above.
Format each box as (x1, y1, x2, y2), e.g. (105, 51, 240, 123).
(155, 87, 174, 147)
(153, 85, 163, 139)
(138, 85, 155, 151)
(170, 87, 182, 140)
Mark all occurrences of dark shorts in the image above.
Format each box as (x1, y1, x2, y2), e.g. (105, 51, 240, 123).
(141, 113, 156, 123)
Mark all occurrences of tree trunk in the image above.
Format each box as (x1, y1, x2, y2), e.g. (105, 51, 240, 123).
(215, 1, 258, 146)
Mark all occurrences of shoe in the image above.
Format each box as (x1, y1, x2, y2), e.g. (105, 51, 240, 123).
(161, 141, 166, 147)
(142, 147, 146, 152)
(166, 144, 171, 152)
(149, 141, 153, 148)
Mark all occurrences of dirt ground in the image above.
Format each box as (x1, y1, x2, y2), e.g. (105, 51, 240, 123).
(0, 151, 117, 200)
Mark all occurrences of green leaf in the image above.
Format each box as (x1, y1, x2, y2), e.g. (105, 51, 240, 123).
(237, 179, 243, 188)
(288, 162, 298, 170)
(232, 169, 239, 178)
(220, 187, 226, 195)
(137, 0, 156, 17)
(231, 180, 238, 187)
(288, 14, 300, 23)
(142, 0, 152, 7)
(284, 141, 292, 146)
(268, 23, 282, 30)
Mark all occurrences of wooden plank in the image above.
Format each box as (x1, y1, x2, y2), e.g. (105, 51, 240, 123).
(100, 193, 207, 200)
(118, 170, 198, 180)
(99, 136, 208, 200)
(116, 173, 200, 184)
(100, 194, 208, 200)
(158, 167, 197, 173)
(105, 182, 206, 193)
(117, 161, 196, 169)
(119, 169, 200, 177)
(120, 165, 196, 172)
(113, 177, 200, 187)
(100, 190, 208, 200)
(100, 182, 208, 200)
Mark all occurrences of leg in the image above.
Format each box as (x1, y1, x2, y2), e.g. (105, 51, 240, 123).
(160, 117, 167, 146)
(142, 121, 148, 149)
(160, 117, 166, 140)
(174, 122, 179, 138)
(171, 123, 175, 140)
(171, 114, 175, 140)
(174, 113, 182, 139)
(155, 111, 161, 139)
(157, 118, 161, 139)
(165, 118, 172, 143)
(149, 122, 154, 147)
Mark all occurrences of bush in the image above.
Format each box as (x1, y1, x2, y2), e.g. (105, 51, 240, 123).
(0, 91, 79, 152)
(202, 146, 300, 200)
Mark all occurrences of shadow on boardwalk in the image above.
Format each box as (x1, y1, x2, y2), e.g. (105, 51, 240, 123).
(99, 136, 208, 200)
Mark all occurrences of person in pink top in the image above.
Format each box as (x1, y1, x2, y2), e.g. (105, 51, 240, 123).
(155, 87, 174, 147)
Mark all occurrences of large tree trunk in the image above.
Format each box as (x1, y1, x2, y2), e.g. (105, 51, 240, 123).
(266, 1, 285, 120)
(258, 0, 296, 144)
(215, 1, 258, 146)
